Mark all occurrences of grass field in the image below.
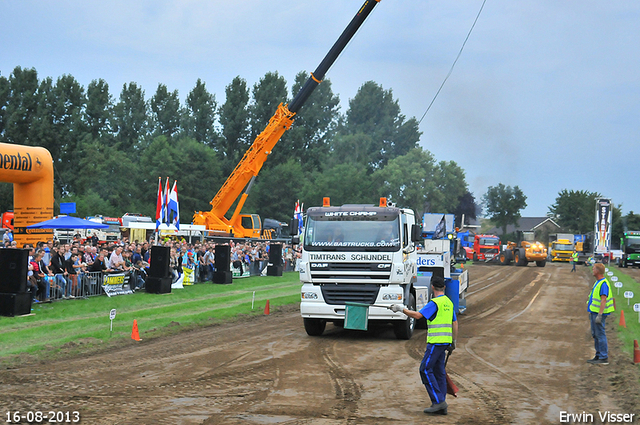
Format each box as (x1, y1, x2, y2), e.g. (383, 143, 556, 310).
(610, 266, 640, 358)
(0, 272, 302, 363)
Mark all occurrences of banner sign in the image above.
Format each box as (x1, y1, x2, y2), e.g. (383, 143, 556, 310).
(102, 272, 133, 297)
(594, 198, 612, 254)
(183, 265, 195, 285)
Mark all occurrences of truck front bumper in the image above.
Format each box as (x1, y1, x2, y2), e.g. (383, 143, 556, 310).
(300, 301, 406, 321)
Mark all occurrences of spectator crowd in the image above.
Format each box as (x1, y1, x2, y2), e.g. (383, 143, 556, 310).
(2, 233, 300, 304)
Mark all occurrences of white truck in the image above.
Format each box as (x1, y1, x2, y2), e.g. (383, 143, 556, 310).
(296, 198, 424, 339)
(416, 214, 469, 316)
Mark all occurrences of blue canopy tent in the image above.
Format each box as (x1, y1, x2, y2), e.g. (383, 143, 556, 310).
(26, 216, 109, 230)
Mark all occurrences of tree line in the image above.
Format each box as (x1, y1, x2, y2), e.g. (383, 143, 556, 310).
(0, 66, 476, 225)
(483, 185, 640, 247)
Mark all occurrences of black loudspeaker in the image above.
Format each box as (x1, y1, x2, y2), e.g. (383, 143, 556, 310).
(212, 270, 233, 284)
(267, 265, 283, 276)
(267, 244, 283, 276)
(0, 249, 28, 293)
(145, 276, 172, 294)
(149, 246, 171, 278)
(215, 245, 231, 272)
(0, 292, 32, 317)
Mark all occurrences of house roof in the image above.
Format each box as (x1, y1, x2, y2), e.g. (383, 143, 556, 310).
(486, 217, 561, 235)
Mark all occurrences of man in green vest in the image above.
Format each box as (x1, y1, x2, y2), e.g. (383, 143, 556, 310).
(390, 276, 458, 415)
(570, 250, 578, 272)
(587, 262, 614, 364)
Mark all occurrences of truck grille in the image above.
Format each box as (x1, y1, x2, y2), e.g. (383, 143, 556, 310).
(310, 262, 391, 281)
(321, 284, 381, 305)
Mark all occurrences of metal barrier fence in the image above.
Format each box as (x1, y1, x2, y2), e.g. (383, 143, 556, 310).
(41, 265, 217, 301)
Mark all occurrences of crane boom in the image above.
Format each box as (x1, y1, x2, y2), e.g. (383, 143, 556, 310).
(194, 0, 381, 238)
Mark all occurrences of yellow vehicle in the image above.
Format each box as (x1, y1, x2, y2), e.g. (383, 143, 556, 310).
(498, 241, 547, 267)
(193, 0, 381, 238)
(550, 238, 574, 262)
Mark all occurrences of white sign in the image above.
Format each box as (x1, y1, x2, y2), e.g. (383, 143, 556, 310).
(109, 309, 116, 333)
(607, 271, 614, 276)
(605, 268, 609, 273)
(634, 303, 640, 313)
(611, 276, 619, 282)
(624, 291, 634, 299)
(614, 281, 623, 288)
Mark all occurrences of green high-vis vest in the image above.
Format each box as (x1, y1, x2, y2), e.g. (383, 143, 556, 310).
(427, 295, 454, 344)
(587, 278, 614, 314)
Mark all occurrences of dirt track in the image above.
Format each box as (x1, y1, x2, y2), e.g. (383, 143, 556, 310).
(1, 263, 639, 424)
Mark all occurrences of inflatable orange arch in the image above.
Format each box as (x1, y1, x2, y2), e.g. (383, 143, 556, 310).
(0, 142, 54, 247)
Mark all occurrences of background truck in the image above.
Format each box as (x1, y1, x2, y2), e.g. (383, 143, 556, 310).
(193, 0, 380, 239)
(498, 239, 547, 267)
(472, 234, 501, 262)
(1, 210, 14, 230)
(548, 233, 575, 262)
(620, 231, 640, 268)
(417, 214, 469, 316)
(297, 197, 422, 340)
(456, 230, 475, 259)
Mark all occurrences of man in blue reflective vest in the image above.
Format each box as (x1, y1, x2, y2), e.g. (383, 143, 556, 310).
(587, 262, 615, 365)
(390, 275, 458, 415)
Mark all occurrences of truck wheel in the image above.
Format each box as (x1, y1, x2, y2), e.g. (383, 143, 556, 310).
(516, 250, 528, 266)
(535, 260, 546, 267)
(304, 318, 326, 336)
(393, 293, 416, 340)
(499, 251, 512, 265)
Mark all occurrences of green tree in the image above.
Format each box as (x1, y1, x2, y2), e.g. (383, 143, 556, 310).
(342, 81, 420, 170)
(373, 147, 467, 216)
(483, 183, 527, 236)
(2, 66, 39, 146)
(85, 79, 113, 140)
(149, 84, 180, 138)
(50, 74, 87, 195)
(248, 72, 288, 142)
(274, 71, 340, 170)
(218, 76, 250, 175)
(139, 136, 223, 218)
(0, 73, 9, 140)
(183, 78, 217, 146)
(113, 82, 148, 151)
(243, 158, 307, 223)
(302, 162, 373, 208)
(548, 189, 601, 233)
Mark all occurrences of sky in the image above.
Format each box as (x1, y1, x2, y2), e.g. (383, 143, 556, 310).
(2, 0, 639, 217)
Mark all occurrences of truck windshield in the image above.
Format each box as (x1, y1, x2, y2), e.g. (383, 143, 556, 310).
(625, 236, 640, 250)
(304, 211, 400, 252)
(479, 238, 499, 246)
(553, 243, 573, 251)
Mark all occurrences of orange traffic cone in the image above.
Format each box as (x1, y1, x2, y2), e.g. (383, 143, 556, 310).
(131, 319, 141, 341)
(264, 300, 270, 315)
(619, 310, 627, 328)
(634, 340, 640, 364)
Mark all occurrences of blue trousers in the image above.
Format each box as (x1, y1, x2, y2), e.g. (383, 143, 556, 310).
(419, 343, 448, 405)
(590, 312, 608, 359)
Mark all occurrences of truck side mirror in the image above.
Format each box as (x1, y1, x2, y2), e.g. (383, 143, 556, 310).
(289, 218, 299, 236)
(411, 224, 422, 242)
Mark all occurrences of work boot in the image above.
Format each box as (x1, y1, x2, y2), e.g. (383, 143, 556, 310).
(424, 401, 448, 414)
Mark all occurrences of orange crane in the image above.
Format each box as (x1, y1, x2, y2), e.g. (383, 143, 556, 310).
(193, 0, 381, 238)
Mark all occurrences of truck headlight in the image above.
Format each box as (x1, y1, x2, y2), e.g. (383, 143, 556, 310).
(301, 292, 318, 300)
(383, 293, 402, 301)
